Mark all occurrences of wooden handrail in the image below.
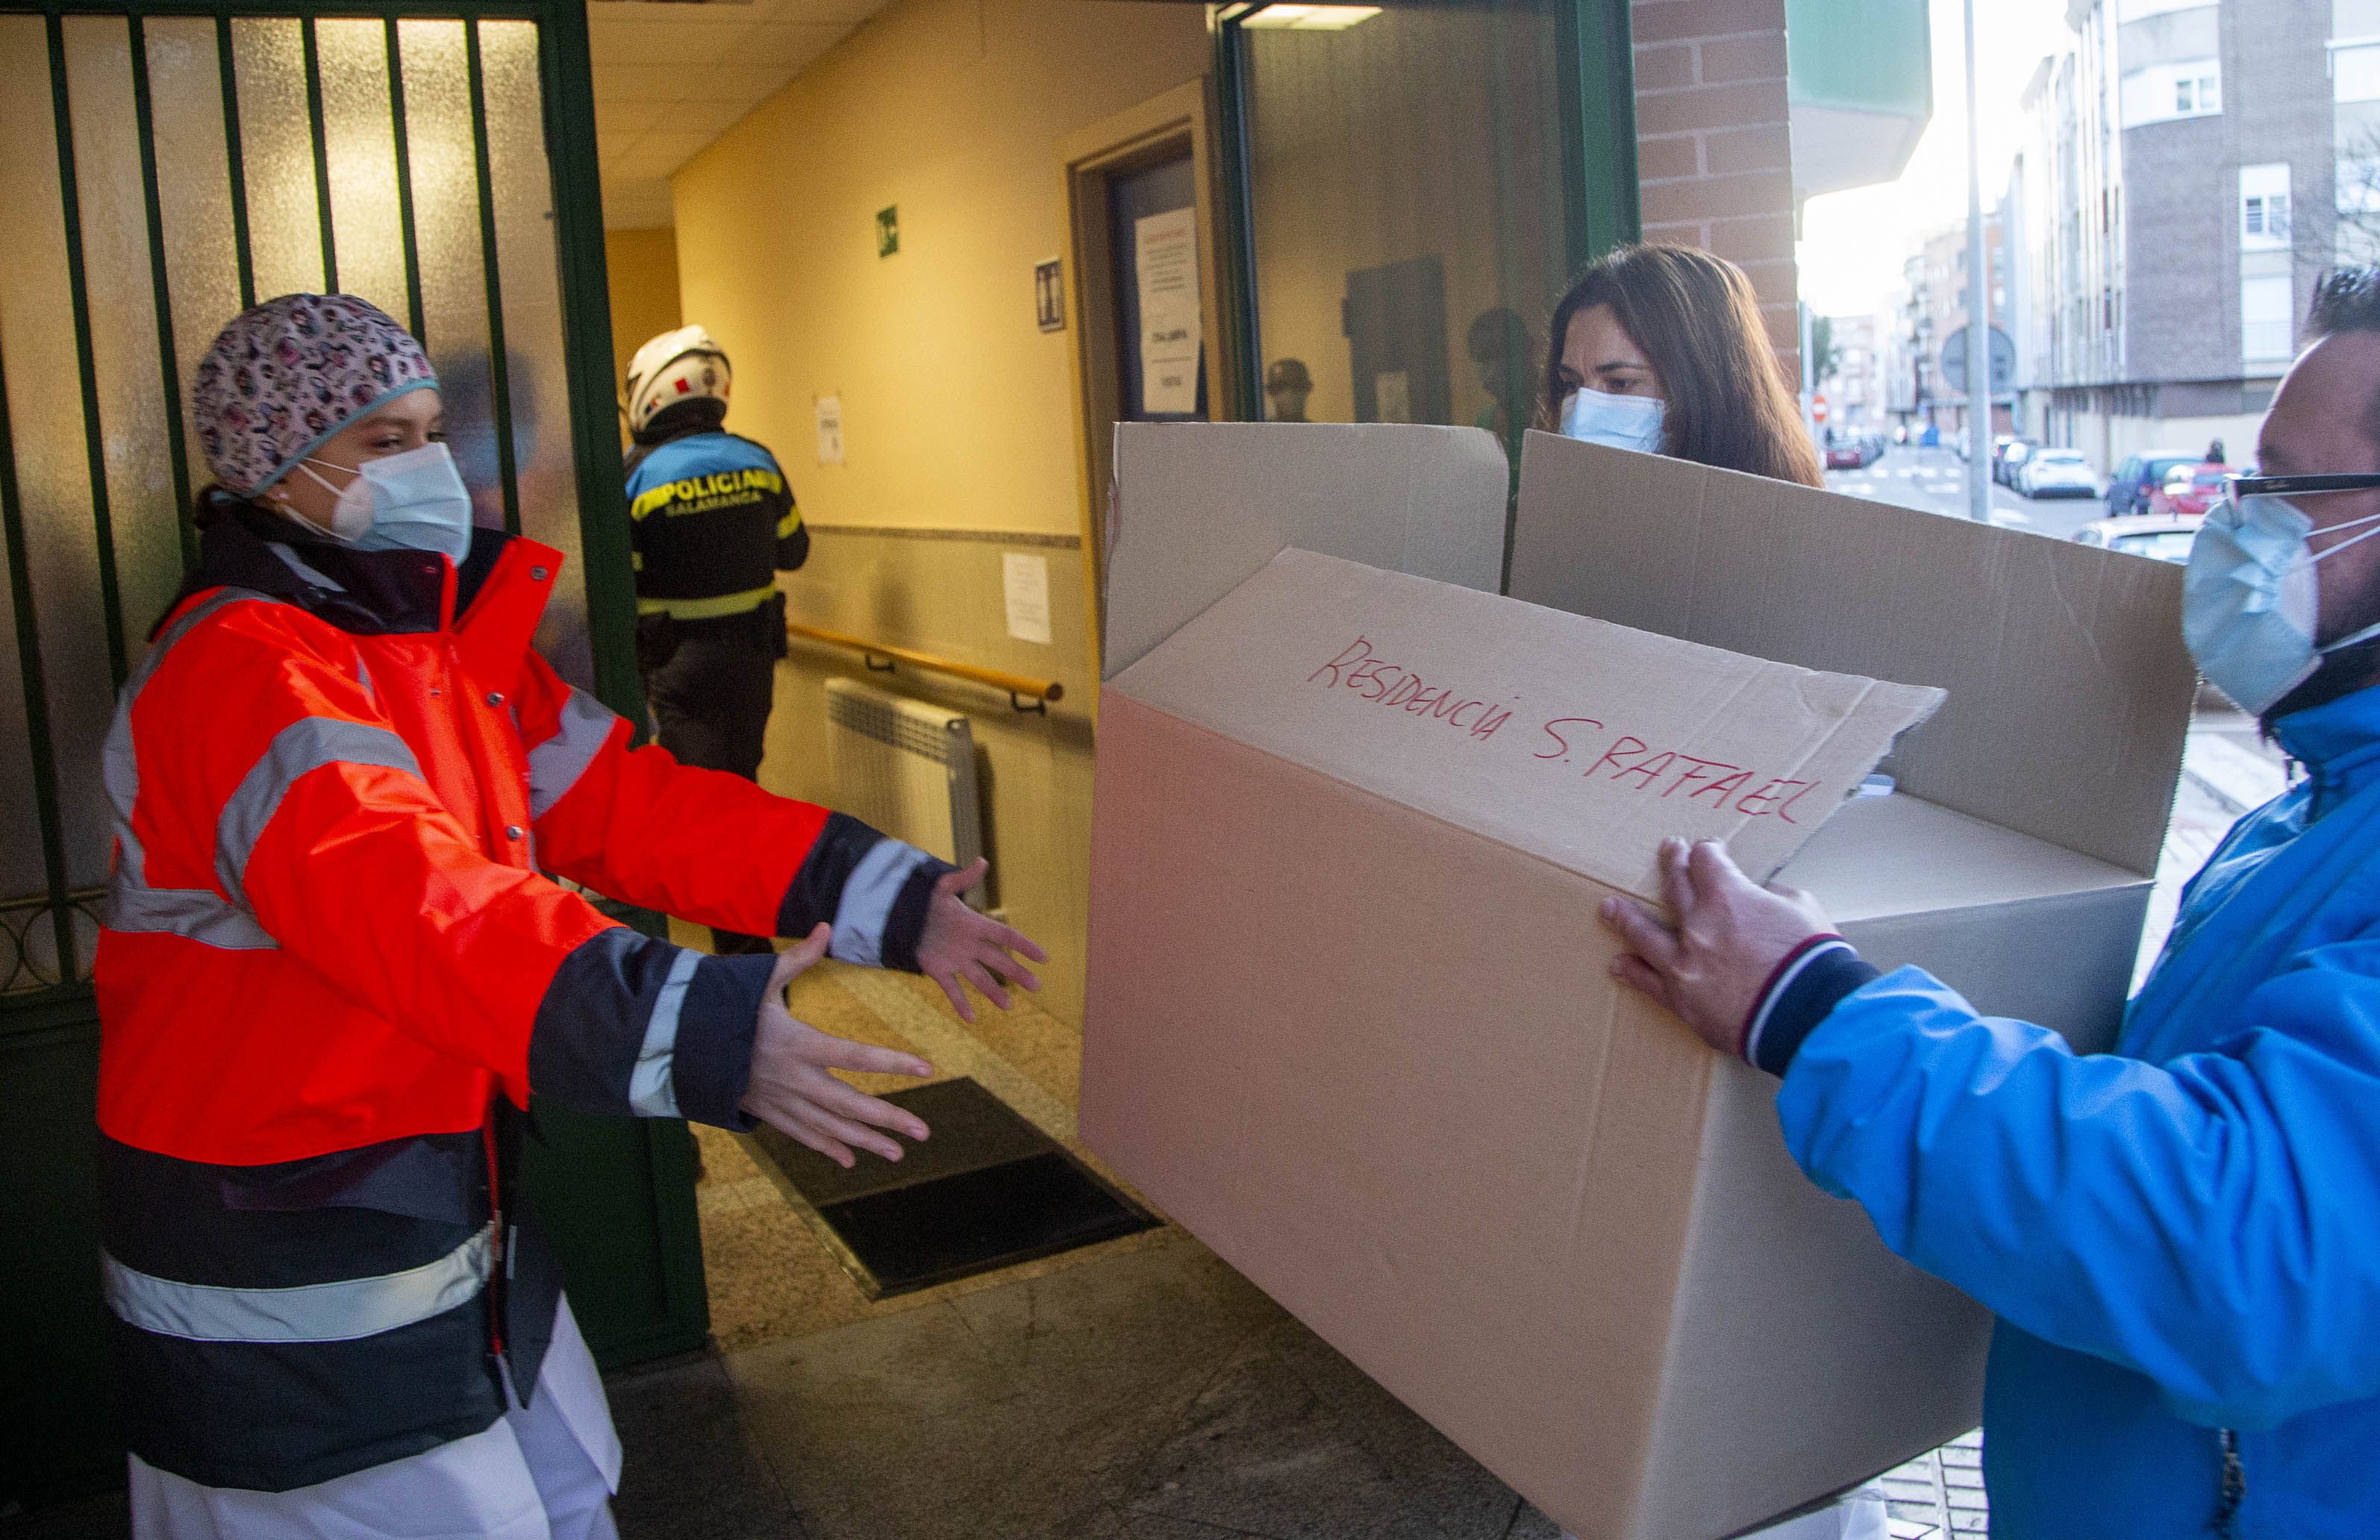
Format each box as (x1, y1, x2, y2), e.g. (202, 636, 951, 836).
(785, 620, 1066, 710)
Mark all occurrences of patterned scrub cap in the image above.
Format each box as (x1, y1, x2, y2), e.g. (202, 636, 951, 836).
(190, 293, 439, 496)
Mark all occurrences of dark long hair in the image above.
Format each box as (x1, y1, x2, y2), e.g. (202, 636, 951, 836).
(1537, 244, 1823, 488)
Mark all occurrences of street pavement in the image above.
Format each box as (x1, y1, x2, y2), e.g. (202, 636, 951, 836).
(1824, 443, 2111, 543)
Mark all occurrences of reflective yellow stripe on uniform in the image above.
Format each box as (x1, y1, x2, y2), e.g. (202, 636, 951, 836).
(776, 508, 802, 538)
(629, 467, 785, 521)
(635, 585, 778, 620)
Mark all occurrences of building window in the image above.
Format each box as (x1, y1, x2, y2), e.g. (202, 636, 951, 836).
(2175, 72, 2218, 114)
(2337, 40, 2380, 104)
(2120, 58, 2222, 127)
(2243, 272, 2293, 362)
(2242, 163, 2292, 250)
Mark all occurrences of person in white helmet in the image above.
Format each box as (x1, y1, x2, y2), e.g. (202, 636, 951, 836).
(622, 327, 807, 954)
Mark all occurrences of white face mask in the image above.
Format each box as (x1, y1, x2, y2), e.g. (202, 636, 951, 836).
(1561, 386, 1667, 455)
(291, 442, 475, 566)
(2184, 481, 2380, 716)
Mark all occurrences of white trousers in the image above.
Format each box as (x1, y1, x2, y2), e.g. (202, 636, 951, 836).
(130, 1297, 625, 1540)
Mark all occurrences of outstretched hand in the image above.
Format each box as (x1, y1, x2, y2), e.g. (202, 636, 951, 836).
(1596, 837, 1834, 1056)
(914, 858, 1049, 1022)
(740, 924, 934, 1168)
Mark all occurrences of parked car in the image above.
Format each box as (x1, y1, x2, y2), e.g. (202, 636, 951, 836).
(2017, 448, 2099, 498)
(1992, 436, 2040, 486)
(2070, 513, 2203, 564)
(2106, 451, 2205, 517)
(1823, 433, 1886, 470)
(2146, 463, 2238, 520)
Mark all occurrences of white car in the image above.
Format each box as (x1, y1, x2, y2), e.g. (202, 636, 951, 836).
(2070, 513, 2202, 564)
(2019, 448, 2099, 498)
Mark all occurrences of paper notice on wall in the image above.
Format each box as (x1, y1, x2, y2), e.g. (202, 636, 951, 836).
(814, 395, 843, 465)
(1004, 551, 1053, 645)
(1135, 207, 1202, 416)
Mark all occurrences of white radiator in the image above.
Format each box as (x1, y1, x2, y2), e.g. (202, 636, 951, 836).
(823, 677, 986, 907)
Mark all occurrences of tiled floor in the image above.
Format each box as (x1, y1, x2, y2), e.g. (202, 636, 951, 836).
(608, 1232, 1565, 1540)
(654, 957, 1570, 1539)
(1873, 1434, 1987, 1539)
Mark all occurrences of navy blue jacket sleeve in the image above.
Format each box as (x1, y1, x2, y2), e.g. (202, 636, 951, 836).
(527, 929, 777, 1129)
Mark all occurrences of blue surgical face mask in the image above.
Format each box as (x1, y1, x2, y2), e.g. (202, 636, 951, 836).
(2183, 489, 2380, 715)
(1561, 386, 1667, 455)
(295, 442, 476, 567)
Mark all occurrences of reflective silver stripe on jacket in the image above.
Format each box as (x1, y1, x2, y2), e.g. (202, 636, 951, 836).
(527, 688, 620, 820)
(828, 839, 934, 968)
(104, 883, 278, 950)
(101, 1223, 495, 1344)
(628, 948, 702, 1118)
(105, 589, 280, 892)
(216, 716, 424, 894)
(104, 589, 290, 949)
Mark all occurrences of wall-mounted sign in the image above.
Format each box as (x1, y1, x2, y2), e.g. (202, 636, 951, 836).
(814, 395, 843, 465)
(1134, 207, 1200, 416)
(1035, 257, 1065, 332)
(875, 204, 899, 257)
(1003, 551, 1052, 645)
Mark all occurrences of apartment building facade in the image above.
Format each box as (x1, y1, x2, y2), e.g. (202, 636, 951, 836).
(2012, 0, 2334, 468)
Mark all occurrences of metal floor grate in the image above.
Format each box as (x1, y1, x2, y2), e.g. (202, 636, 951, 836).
(749, 1077, 1158, 1298)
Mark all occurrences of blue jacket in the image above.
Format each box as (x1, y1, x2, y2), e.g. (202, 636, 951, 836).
(1776, 684, 2380, 1539)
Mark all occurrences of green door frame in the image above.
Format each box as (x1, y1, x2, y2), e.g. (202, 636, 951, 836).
(0, 0, 698, 1507)
(1204, 0, 1641, 425)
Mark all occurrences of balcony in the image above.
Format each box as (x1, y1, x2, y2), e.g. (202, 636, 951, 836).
(1784, 0, 1934, 201)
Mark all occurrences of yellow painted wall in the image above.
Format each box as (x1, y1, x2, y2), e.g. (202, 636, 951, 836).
(666, 0, 1208, 1026)
(605, 225, 683, 399)
(670, 0, 1208, 536)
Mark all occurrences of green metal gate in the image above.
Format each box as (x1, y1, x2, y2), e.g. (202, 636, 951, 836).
(0, 0, 705, 1507)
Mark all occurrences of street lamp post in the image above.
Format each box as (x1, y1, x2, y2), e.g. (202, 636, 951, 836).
(1963, 0, 1992, 522)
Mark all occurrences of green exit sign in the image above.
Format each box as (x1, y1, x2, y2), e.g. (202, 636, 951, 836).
(875, 205, 899, 257)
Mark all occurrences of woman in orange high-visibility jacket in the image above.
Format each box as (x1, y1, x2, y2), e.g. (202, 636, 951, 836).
(96, 294, 1046, 1539)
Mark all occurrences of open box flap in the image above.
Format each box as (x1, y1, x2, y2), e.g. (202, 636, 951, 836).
(1102, 422, 1508, 680)
(1108, 547, 1943, 901)
(1508, 432, 2195, 877)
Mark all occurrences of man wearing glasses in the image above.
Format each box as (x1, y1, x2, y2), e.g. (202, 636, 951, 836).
(1598, 266, 2380, 1539)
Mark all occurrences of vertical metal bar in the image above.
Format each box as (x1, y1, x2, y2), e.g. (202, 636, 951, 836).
(1556, 0, 1640, 278)
(464, 19, 520, 535)
(47, 12, 131, 690)
(1961, 0, 1991, 522)
(0, 305, 82, 990)
(216, 12, 256, 310)
(384, 17, 427, 342)
(128, 13, 199, 573)
(536, 1, 649, 727)
(301, 14, 337, 292)
(1208, 10, 1263, 424)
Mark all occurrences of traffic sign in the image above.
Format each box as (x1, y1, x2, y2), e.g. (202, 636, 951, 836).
(1938, 325, 2016, 396)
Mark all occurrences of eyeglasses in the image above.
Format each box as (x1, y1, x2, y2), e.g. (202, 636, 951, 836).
(2229, 473, 2380, 498)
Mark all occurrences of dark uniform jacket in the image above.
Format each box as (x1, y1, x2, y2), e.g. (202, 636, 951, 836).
(624, 428, 808, 621)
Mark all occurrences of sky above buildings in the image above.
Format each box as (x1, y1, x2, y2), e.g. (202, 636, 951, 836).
(1796, 0, 2073, 318)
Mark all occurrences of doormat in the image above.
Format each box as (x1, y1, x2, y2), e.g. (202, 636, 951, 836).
(748, 1077, 1158, 1298)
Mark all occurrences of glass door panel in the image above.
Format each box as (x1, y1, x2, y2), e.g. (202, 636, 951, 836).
(1234, 0, 1572, 460)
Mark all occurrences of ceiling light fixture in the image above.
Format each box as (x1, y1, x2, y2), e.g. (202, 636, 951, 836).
(1240, 4, 1383, 30)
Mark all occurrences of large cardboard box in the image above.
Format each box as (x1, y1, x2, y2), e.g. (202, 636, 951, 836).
(1081, 425, 2195, 1540)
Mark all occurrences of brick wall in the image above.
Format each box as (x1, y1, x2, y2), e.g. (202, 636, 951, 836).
(1630, 0, 1802, 375)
